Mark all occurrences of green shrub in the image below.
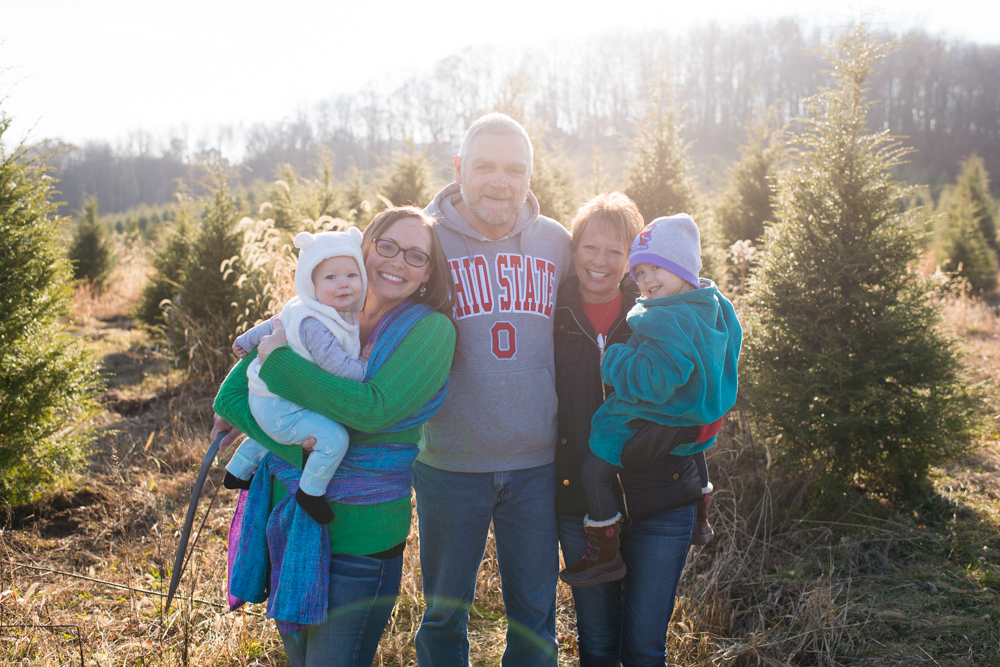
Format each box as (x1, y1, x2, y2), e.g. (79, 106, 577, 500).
(267, 164, 303, 230)
(380, 143, 432, 209)
(342, 166, 374, 229)
(530, 141, 580, 227)
(954, 153, 998, 253)
(140, 166, 248, 379)
(136, 209, 193, 327)
(935, 190, 999, 291)
(934, 154, 999, 291)
(715, 111, 782, 246)
(260, 157, 350, 232)
(68, 196, 113, 288)
(742, 28, 980, 497)
(169, 170, 245, 378)
(0, 114, 103, 502)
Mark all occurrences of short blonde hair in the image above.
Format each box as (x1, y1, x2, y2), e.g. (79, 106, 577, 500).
(569, 192, 644, 252)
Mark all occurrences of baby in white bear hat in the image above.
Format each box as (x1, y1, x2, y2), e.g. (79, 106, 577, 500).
(225, 227, 371, 524)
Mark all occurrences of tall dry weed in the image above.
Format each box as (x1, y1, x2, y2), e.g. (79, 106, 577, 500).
(937, 287, 1000, 337)
(232, 211, 353, 332)
(656, 411, 870, 666)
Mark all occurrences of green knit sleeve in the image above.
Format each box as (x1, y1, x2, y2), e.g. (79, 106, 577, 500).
(259, 313, 455, 433)
(212, 352, 281, 450)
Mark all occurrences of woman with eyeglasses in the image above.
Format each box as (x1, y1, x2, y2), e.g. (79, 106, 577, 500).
(212, 206, 456, 667)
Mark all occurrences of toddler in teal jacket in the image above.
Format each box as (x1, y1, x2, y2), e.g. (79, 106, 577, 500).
(560, 214, 742, 588)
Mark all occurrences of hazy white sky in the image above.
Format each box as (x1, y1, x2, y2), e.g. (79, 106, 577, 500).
(2, 0, 997, 150)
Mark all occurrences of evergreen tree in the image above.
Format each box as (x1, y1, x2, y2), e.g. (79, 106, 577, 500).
(380, 142, 432, 208)
(137, 210, 192, 327)
(935, 190, 999, 291)
(743, 28, 978, 496)
(0, 114, 102, 502)
(623, 84, 697, 223)
(68, 196, 113, 287)
(313, 148, 341, 220)
(588, 146, 611, 197)
(715, 111, 782, 246)
(268, 164, 301, 230)
(179, 170, 243, 337)
(954, 153, 999, 253)
(147, 166, 246, 379)
(343, 165, 374, 229)
(530, 141, 580, 227)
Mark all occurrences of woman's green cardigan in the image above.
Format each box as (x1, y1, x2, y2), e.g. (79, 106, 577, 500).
(214, 312, 454, 554)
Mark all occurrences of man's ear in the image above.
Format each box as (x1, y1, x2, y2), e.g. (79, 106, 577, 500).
(454, 155, 462, 184)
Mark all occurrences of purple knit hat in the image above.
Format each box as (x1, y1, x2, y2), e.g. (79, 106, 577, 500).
(628, 214, 702, 288)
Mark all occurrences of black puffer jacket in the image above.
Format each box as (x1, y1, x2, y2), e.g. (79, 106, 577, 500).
(554, 275, 703, 519)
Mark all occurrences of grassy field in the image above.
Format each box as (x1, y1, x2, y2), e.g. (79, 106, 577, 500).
(1, 244, 998, 666)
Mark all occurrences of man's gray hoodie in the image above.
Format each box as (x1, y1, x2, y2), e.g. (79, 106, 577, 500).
(422, 183, 572, 473)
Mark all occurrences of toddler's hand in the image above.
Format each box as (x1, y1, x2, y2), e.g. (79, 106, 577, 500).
(360, 340, 377, 362)
(232, 341, 248, 358)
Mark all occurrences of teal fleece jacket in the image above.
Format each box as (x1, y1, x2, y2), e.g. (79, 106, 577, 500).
(590, 280, 742, 466)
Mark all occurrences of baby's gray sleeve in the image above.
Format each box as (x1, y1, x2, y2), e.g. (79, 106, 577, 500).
(236, 319, 275, 352)
(299, 319, 367, 381)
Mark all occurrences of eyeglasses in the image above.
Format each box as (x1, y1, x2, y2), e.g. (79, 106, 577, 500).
(373, 238, 431, 268)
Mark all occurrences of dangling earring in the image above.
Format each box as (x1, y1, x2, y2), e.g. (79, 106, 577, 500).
(419, 285, 427, 298)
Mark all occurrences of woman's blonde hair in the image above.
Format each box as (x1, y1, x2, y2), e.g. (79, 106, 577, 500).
(361, 206, 456, 318)
(569, 192, 644, 252)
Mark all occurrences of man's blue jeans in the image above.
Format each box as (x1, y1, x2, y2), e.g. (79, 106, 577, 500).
(412, 460, 559, 667)
(557, 504, 696, 667)
(279, 552, 403, 667)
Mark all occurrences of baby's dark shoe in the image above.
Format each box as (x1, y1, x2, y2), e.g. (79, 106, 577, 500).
(295, 488, 335, 525)
(692, 495, 714, 545)
(223, 471, 253, 490)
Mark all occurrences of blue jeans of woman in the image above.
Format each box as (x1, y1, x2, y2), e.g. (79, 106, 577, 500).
(278, 552, 403, 667)
(557, 504, 696, 667)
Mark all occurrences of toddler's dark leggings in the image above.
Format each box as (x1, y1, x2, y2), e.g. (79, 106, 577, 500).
(581, 444, 712, 522)
(695, 449, 709, 491)
(581, 452, 622, 522)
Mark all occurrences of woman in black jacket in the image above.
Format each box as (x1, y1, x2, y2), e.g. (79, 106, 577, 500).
(554, 193, 703, 666)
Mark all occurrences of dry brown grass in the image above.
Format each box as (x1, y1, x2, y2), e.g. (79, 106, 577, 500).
(3, 250, 1000, 666)
(72, 234, 153, 329)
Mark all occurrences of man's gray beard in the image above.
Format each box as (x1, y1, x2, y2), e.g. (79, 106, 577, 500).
(461, 182, 522, 228)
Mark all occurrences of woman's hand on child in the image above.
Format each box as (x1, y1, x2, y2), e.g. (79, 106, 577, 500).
(360, 340, 377, 362)
(232, 341, 248, 358)
(258, 317, 288, 362)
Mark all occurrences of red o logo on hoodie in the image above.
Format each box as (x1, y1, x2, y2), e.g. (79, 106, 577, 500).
(490, 322, 517, 360)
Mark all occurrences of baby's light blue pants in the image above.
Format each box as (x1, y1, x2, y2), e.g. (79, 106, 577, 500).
(225, 393, 350, 497)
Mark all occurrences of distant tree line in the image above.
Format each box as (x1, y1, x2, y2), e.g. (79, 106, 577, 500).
(46, 19, 1000, 215)
(47, 137, 188, 214)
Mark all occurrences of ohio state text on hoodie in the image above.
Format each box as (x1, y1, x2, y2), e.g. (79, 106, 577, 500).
(422, 183, 572, 473)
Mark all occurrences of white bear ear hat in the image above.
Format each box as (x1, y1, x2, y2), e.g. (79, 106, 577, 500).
(293, 226, 367, 313)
